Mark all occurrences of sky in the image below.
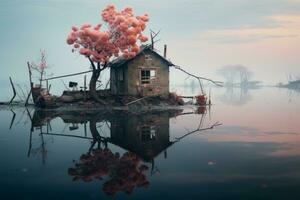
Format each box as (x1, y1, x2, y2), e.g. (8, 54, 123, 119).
(0, 0, 300, 98)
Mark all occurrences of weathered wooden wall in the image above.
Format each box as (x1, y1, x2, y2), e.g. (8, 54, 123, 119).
(111, 49, 170, 97)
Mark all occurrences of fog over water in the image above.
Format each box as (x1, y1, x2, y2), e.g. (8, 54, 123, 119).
(1, 86, 300, 199)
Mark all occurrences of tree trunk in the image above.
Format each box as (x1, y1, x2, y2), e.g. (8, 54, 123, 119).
(89, 69, 107, 105)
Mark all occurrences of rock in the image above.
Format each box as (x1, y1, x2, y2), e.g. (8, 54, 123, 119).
(60, 95, 75, 103)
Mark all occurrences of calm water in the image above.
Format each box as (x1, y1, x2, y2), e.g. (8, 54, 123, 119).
(1, 87, 300, 200)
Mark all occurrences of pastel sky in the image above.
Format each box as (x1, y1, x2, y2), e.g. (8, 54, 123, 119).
(0, 0, 300, 93)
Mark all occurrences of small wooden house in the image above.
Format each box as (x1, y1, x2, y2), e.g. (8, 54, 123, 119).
(109, 45, 174, 97)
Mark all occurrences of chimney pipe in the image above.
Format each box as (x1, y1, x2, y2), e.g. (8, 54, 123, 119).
(163, 44, 167, 58)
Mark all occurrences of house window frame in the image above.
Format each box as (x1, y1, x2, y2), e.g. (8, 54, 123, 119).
(140, 68, 157, 85)
(140, 125, 156, 142)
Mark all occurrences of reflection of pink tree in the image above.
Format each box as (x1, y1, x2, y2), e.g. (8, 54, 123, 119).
(68, 148, 149, 196)
(66, 4, 149, 103)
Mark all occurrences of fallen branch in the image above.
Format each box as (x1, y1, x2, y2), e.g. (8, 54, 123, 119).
(173, 65, 223, 87)
(125, 95, 159, 106)
(126, 96, 149, 106)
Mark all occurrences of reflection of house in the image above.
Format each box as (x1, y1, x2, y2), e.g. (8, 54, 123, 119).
(109, 45, 174, 97)
(110, 112, 174, 162)
(28, 108, 218, 172)
(31, 110, 179, 162)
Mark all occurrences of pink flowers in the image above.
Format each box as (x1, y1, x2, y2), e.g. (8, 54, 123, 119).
(68, 148, 150, 196)
(67, 4, 149, 62)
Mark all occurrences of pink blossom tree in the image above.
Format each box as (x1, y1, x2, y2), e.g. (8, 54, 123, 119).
(31, 50, 49, 87)
(66, 5, 149, 103)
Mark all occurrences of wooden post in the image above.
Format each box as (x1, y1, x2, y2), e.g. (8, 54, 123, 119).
(9, 77, 16, 105)
(84, 75, 87, 101)
(26, 62, 33, 106)
(46, 80, 49, 93)
(25, 89, 32, 106)
(27, 62, 33, 88)
(164, 44, 167, 58)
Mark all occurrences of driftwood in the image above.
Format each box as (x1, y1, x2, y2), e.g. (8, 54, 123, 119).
(9, 77, 16, 105)
(125, 95, 159, 106)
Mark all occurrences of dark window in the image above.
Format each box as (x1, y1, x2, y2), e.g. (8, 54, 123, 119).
(141, 69, 156, 84)
(140, 126, 156, 142)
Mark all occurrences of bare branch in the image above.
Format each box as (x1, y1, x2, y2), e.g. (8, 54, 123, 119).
(150, 29, 161, 39)
(175, 122, 222, 142)
(173, 65, 223, 87)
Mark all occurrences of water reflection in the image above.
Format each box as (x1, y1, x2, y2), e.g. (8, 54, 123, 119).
(217, 87, 253, 106)
(26, 107, 216, 196)
(2, 87, 300, 199)
(69, 149, 149, 196)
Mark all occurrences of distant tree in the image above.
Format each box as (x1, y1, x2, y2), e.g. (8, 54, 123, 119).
(66, 4, 149, 103)
(217, 65, 253, 86)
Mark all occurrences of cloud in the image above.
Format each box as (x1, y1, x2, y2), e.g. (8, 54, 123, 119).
(199, 15, 300, 43)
